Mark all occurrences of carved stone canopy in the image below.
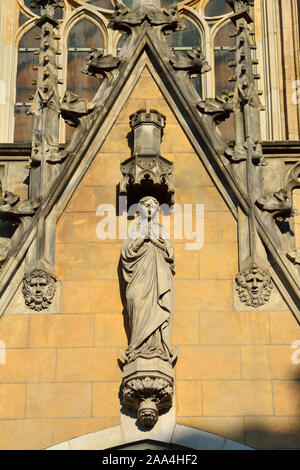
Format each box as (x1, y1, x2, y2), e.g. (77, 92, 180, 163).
(120, 109, 174, 206)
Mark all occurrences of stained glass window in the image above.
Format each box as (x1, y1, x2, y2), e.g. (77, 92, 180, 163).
(166, 18, 203, 97)
(86, 0, 113, 8)
(214, 22, 236, 95)
(123, 0, 181, 7)
(14, 27, 40, 143)
(213, 21, 236, 140)
(24, 0, 40, 16)
(66, 19, 104, 140)
(205, 0, 231, 17)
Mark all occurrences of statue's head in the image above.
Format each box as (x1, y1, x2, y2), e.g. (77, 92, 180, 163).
(22, 269, 56, 311)
(235, 264, 273, 308)
(137, 398, 158, 428)
(138, 196, 160, 221)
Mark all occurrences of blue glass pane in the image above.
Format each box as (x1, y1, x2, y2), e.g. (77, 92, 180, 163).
(67, 20, 104, 140)
(87, 0, 113, 8)
(24, 0, 40, 15)
(14, 107, 34, 143)
(166, 18, 201, 48)
(205, 0, 231, 16)
(214, 50, 235, 94)
(16, 28, 40, 103)
(123, 1, 180, 7)
(19, 12, 29, 26)
(68, 19, 104, 48)
(15, 27, 40, 142)
(214, 22, 236, 94)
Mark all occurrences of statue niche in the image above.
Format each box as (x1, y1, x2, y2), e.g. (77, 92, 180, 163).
(121, 196, 176, 428)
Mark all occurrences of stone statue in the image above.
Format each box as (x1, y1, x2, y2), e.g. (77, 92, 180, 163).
(121, 196, 175, 364)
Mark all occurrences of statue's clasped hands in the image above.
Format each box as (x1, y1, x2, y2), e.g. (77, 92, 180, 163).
(132, 221, 165, 252)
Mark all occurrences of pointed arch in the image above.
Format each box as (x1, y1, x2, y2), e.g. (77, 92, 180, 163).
(46, 423, 253, 450)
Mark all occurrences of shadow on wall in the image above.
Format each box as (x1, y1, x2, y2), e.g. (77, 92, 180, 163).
(242, 369, 300, 449)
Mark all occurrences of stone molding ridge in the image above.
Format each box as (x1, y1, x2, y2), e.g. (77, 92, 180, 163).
(46, 423, 254, 451)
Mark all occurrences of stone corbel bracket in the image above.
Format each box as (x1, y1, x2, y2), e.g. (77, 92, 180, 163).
(121, 356, 174, 428)
(122, 375, 174, 428)
(197, 91, 234, 156)
(170, 47, 211, 105)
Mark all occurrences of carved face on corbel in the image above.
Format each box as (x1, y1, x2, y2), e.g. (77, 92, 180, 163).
(235, 264, 273, 308)
(138, 398, 159, 427)
(122, 376, 173, 428)
(22, 269, 56, 311)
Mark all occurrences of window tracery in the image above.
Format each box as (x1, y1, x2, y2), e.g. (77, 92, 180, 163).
(12, 0, 255, 142)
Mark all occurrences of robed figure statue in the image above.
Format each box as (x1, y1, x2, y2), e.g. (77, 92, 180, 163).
(121, 196, 175, 365)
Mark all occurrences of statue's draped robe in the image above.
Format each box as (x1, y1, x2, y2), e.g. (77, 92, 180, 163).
(121, 231, 175, 362)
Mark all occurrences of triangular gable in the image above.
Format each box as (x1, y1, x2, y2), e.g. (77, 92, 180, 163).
(0, 26, 299, 321)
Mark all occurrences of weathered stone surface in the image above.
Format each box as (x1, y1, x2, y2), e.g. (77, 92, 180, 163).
(29, 314, 94, 347)
(0, 384, 26, 418)
(0, 348, 56, 382)
(202, 380, 273, 416)
(0, 419, 53, 450)
(56, 348, 119, 382)
(27, 383, 92, 418)
(176, 346, 240, 380)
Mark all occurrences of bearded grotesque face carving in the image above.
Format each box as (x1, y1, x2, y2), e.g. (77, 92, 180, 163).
(137, 399, 158, 428)
(235, 264, 273, 308)
(22, 269, 56, 311)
